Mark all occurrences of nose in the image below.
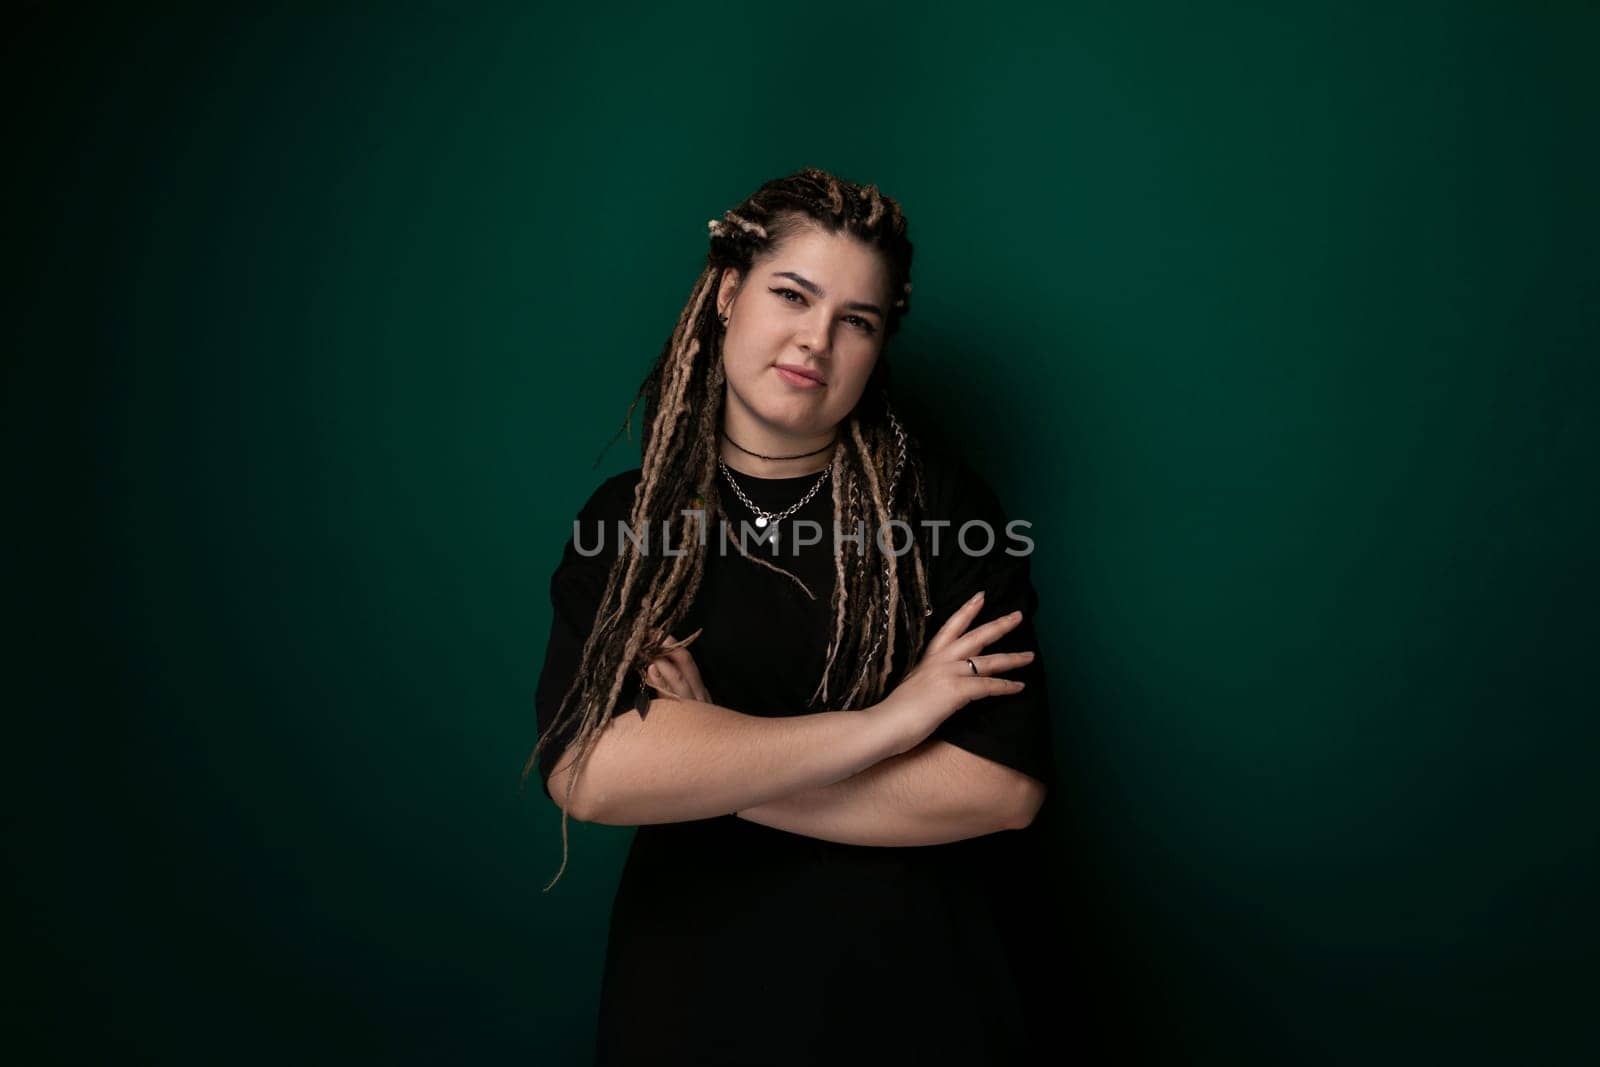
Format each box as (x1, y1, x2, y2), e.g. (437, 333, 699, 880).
(797, 308, 832, 356)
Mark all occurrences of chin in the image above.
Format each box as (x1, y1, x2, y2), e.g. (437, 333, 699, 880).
(729, 377, 845, 435)
(756, 411, 826, 437)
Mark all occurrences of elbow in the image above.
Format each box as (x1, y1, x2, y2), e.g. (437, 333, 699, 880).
(565, 775, 625, 824)
(571, 793, 612, 824)
(557, 792, 609, 825)
(545, 714, 640, 824)
(546, 767, 603, 824)
(1007, 777, 1048, 830)
(550, 790, 592, 823)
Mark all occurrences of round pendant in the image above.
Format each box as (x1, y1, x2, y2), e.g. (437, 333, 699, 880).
(755, 516, 768, 528)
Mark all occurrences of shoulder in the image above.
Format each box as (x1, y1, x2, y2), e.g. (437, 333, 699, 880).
(548, 469, 644, 600)
(573, 467, 643, 524)
(914, 443, 1012, 526)
(912, 444, 1039, 618)
(551, 468, 643, 568)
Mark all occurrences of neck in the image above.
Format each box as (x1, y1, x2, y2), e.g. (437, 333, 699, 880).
(719, 425, 839, 479)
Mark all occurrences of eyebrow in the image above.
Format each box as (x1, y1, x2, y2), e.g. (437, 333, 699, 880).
(770, 271, 884, 318)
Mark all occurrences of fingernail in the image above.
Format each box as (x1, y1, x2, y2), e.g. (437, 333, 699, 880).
(970, 590, 985, 604)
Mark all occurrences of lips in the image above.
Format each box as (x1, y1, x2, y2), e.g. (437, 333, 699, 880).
(775, 364, 826, 386)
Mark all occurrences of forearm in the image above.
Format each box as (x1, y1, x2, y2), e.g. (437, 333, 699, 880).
(733, 739, 1024, 846)
(558, 697, 895, 826)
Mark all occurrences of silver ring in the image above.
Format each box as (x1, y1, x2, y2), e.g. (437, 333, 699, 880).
(966, 658, 978, 675)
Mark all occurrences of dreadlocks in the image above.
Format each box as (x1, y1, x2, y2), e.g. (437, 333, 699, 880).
(521, 167, 931, 890)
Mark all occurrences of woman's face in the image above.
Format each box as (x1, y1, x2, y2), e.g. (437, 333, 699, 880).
(716, 225, 891, 442)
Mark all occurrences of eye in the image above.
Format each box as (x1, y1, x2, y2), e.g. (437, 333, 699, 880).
(770, 288, 878, 335)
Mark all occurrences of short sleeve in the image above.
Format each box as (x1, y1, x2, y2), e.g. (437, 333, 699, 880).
(533, 470, 645, 803)
(922, 455, 1056, 790)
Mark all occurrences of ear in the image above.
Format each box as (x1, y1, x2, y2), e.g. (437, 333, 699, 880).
(716, 266, 743, 318)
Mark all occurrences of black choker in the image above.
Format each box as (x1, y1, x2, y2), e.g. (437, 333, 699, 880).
(722, 430, 838, 462)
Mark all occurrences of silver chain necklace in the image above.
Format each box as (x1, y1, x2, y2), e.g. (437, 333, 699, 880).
(718, 458, 831, 541)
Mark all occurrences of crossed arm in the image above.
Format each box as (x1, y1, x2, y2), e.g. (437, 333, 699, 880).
(734, 738, 1048, 846)
(606, 628, 1047, 845)
(638, 637, 1040, 844)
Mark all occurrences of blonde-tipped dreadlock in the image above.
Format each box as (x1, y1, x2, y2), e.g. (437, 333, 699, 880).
(520, 167, 930, 890)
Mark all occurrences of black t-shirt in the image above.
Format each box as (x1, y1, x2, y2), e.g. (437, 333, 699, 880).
(534, 448, 1058, 1066)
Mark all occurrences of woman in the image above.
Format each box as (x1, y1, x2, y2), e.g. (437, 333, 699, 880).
(524, 167, 1056, 1065)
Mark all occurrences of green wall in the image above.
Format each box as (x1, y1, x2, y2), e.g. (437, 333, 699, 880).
(8, 4, 1595, 1063)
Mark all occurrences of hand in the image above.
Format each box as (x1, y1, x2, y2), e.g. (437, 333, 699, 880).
(868, 591, 1033, 757)
(643, 627, 713, 705)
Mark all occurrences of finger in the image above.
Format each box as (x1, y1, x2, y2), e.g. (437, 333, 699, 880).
(664, 644, 700, 676)
(665, 646, 710, 703)
(664, 646, 711, 702)
(658, 659, 688, 693)
(965, 676, 1027, 700)
(947, 609, 1026, 662)
(925, 590, 988, 657)
(960, 650, 1036, 677)
(647, 659, 689, 700)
